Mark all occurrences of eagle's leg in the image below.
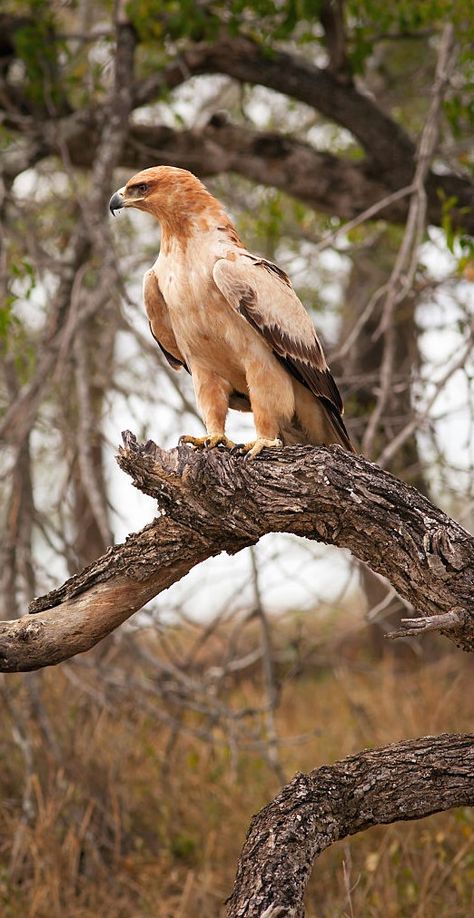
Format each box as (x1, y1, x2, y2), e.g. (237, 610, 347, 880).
(242, 360, 291, 458)
(181, 368, 235, 450)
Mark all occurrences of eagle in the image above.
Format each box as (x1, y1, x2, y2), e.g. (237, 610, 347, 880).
(109, 166, 353, 457)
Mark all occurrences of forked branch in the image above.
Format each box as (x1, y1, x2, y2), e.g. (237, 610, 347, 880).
(0, 434, 473, 672)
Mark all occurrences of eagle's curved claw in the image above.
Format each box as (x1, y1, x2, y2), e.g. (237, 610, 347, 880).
(179, 434, 236, 450)
(241, 437, 283, 459)
(206, 434, 236, 449)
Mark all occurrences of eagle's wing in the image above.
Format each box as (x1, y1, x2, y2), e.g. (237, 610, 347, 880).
(143, 269, 188, 371)
(213, 254, 352, 450)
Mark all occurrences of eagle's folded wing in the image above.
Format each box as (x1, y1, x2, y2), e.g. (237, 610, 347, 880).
(213, 255, 353, 451)
(143, 269, 188, 371)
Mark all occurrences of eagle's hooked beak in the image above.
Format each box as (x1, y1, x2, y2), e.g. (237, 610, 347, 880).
(109, 187, 126, 216)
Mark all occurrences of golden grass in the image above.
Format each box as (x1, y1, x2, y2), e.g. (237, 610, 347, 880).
(0, 618, 473, 918)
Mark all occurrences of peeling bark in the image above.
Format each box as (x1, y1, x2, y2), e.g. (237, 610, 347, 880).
(226, 733, 474, 917)
(0, 435, 473, 672)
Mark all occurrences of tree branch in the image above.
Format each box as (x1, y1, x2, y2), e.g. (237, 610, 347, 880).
(320, 0, 351, 82)
(137, 35, 416, 179)
(3, 32, 473, 230)
(0, 435, 473, 672)
(57, 119, 473, 233)
(226, 733, 474, 917)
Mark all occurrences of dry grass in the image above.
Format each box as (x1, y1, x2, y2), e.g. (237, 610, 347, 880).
(0, 616, 473, 918)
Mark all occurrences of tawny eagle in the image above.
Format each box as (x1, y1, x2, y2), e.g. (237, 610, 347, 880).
(109, 166, 353, 457)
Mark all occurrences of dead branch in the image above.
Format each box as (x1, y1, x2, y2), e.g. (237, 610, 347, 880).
(0, 435, 473, 672)
(226, 733, 474, 917)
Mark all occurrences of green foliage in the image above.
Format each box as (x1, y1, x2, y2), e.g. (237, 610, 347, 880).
(13, 0, 66, 108)
(169, 831, 198, 861)
(127, 0, 323, 46)
(1, 258, 35, 342)
(129, 0, 474, 64)
(0, 302, 16, 340)
(347, 0, 474, 72)
(128, 0, 217, 43)
(445, 85, 474, 137)
(0, 257, 38, 388)
(439, 192, 474, 272)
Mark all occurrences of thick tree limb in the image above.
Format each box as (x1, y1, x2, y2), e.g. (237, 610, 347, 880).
(131, 35, 473, 229)
(0, 436, 473, 672)
(226, 733, 474, 917)
(70, 122, 413, 221)
(126, 123, 474, 231)
(137, 35, 416, 178)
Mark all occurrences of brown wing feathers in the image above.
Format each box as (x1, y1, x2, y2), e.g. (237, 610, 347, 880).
(236, 283, 353, 450)
(148, 321, 189, 371)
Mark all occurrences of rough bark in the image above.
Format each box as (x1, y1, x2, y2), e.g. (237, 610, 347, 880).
(0, 434, 473, 672)
(226, 733, 474, 917)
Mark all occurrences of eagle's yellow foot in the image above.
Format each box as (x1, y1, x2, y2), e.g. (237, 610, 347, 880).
(180, 434, 236, 449)
(241, 437, 283, 459)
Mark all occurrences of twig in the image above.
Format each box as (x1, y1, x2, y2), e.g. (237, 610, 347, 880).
(386, 608, 467, 640)
(376, 324, 474, 466)
(316, 184, 415, 255)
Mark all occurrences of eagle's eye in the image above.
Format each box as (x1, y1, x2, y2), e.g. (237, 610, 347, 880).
(135, 183, 148, 196)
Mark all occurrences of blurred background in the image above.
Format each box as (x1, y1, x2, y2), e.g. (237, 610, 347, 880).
(1, 1, 473, 915)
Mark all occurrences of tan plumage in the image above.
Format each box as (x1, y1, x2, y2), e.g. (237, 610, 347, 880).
(110, 166, 353, 456)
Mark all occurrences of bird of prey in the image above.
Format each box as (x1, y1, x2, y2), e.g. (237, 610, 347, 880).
(109, 166, 353, 457)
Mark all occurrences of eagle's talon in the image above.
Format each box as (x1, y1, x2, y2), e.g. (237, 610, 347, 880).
(241, 437, 283, 459)
(179, 434, 235, 450)
(206, 434, 236, 449)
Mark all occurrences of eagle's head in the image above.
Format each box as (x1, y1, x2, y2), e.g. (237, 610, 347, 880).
(109, 165, 223, 228)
